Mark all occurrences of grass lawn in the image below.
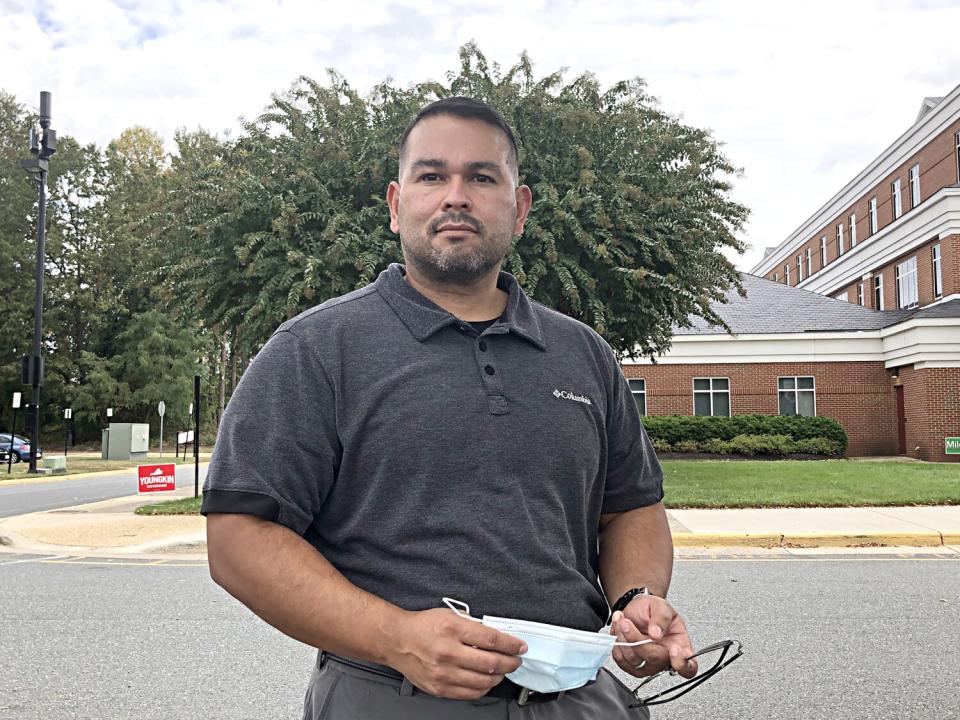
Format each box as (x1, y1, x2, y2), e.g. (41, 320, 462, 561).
(135, 459, 960, 514)
(136, 496, 203, 515)
(661, 459, 960, 508)
(0, 454, 207, 481)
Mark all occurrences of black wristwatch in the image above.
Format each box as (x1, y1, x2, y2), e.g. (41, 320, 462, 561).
(610, 586, 652, 615)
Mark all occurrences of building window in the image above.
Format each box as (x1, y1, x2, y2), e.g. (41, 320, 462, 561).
(693, 378, 730, 417)
(805, 248, 812, 277)
(932, 244, 942, 298)
(895, 256, 918, 309)
(836, 290, 849, 302)
(796, 255, 803, 282)
(836, 223, 844, 256)
(849, 213, 857, 248)
(778, 377, 816, 417)
(628, 378, 646, 416)
(869, 197, 878, 234)
(773, 272, 779, 283)
(956, 132, 960, 182)
(784, 264, 791, 285)
(820, 236, 827, 267)
(857, 283, 864, 306)
(909, 164, 920, 208)
(874, 274, 884, 310)
(891, 178, 902, 220)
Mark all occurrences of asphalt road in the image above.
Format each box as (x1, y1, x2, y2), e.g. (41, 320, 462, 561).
(1, 554, 958, 720)
(0, 463, 208, 518)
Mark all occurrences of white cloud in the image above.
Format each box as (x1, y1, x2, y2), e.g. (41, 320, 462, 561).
(1, 0, 958, 271)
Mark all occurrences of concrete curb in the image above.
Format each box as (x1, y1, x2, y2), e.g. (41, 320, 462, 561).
(672, 531, 949, 548)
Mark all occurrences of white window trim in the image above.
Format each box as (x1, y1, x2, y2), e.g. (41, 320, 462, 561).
(692, 377, 731, 417)
(777, 376, 817, 417)
(895, 256, 918, 309)
(869, 197, 878, 234)
(956, 131, 960, 183)
(849, 213, 857, 248)
(910, 164, 920, 208)
(628, 378, 647, 416)
(805, 248, 812, 277)
(796, 255, 803, 282)
(836, 223, 845, 256)
(820, 236, 827, 268)
(932, 244, 942, 298)
(836, 290, 849, 302)
(857, 283, 864, 306)
(785, 264, 791, 285)
(892, 179, 902, 219)
(773, 272, 779, 282)
(874, 274, 885, 310)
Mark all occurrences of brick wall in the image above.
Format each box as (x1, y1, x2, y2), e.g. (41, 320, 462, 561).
(868, 233, 958, 309)
(897, 366, 960, 462)
(621, 361, 898, 456)
(765, 119, 960, 285)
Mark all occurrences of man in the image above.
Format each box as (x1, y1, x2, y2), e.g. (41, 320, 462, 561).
(203, 97, 696, 718)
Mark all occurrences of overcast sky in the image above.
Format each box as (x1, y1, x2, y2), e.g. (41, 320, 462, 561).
(2, 0, 958, 270)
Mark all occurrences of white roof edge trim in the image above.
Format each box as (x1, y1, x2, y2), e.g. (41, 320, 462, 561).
(752, 82, 960, 276)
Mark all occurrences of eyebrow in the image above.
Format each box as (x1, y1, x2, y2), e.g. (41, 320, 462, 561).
(409, 159, 504, 176)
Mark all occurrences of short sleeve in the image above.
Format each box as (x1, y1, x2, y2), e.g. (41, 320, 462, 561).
(201, 330, 340, 534)
(598, 344, 663, 514)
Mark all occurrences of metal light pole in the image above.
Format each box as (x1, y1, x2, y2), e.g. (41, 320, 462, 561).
(20, 91, 57, 474)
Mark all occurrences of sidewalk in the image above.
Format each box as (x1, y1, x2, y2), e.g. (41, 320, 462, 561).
(2, 489, 959, 558)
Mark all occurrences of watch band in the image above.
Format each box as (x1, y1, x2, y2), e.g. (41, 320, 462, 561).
(610, 586, 651, 615)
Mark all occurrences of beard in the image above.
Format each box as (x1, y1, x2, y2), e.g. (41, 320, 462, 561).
(401, 212, 514, 285)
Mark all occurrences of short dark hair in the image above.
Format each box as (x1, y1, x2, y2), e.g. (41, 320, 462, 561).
(398, 96, 519, 180)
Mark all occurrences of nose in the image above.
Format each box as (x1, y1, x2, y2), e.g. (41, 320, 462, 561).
(442, 176, 472, 211)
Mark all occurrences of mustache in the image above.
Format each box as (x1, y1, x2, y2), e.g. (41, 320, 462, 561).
(429, 213, 483, 234)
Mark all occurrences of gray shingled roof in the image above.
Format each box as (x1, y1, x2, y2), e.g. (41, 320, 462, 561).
(674, 273, 921, 336)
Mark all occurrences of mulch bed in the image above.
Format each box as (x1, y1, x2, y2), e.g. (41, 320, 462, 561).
(658, 452, 844, 461)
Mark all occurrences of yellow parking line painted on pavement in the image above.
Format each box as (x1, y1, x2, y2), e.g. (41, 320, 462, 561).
(39, 557, 206, 567)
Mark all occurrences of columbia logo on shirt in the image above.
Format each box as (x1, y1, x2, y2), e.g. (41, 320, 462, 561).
(553, 389, 592, 406)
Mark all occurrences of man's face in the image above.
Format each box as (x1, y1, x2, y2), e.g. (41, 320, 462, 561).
(387, 114, 532, 285)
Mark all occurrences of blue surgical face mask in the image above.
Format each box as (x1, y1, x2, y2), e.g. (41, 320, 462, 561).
(443, 598, 650, 694)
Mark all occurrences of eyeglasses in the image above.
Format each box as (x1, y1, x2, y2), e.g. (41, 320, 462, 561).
(628, 639, 743, 707)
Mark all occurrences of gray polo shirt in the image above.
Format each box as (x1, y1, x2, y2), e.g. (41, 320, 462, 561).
(202, 263, 663, 631)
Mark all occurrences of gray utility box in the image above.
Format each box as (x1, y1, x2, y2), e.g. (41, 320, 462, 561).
(101, 422, 150, 461)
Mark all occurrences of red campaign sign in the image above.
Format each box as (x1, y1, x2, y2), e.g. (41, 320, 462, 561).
(138, 463, 177, 493)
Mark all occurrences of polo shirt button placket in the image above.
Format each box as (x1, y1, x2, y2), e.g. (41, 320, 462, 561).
(476, 339, 509, 415)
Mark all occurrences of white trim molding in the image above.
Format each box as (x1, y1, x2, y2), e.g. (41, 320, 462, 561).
(797, 187, 960, 296)
(627, 317, 960, 370)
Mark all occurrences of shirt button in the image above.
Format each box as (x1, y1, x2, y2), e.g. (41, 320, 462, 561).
(484, 365, 495, 375)
(478, 340, 488, 352)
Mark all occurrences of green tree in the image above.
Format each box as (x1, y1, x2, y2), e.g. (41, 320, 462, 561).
(163, 44, 746, 361)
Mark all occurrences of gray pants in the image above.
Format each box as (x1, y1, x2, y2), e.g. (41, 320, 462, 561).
(303, 653, 651, 720)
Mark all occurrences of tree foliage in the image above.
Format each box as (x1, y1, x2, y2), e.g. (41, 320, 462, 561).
(162, 43, 747, 358)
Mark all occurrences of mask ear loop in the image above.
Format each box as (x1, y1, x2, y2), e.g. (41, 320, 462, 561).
(442, 597, 482, 622)
(614, 639, 654, 647)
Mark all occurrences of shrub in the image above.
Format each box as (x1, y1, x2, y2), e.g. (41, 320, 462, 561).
(641, 414, 848, 452)
(651, 438, 673, 454)
(791, 437, 843, 456)
(702, 437, 732, 454)
(673, 440, 702, 454)
(726, 434, 794, 456)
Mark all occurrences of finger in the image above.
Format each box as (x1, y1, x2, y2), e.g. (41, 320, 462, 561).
(669, 645, 698, 679)
(613, 641, 670, 677)
(458, 645, 523, 676)
(459, 623, 528, 657)
(612, 615, 664, 671)
(646, 604, 676, 641)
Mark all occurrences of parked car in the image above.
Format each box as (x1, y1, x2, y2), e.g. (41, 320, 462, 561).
(0, 434, 43, 463)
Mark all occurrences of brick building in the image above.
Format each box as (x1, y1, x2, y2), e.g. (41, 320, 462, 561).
(623, 87, 960, 461)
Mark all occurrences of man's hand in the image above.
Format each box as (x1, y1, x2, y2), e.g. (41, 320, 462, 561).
(388, 608, 528, 700)
(610, 595, 697, 679)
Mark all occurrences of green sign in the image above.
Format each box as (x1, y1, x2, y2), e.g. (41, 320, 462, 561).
(947, 438, 960, 455)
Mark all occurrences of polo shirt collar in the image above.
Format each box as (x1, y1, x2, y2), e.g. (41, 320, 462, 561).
(376, 263, 546, 350)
